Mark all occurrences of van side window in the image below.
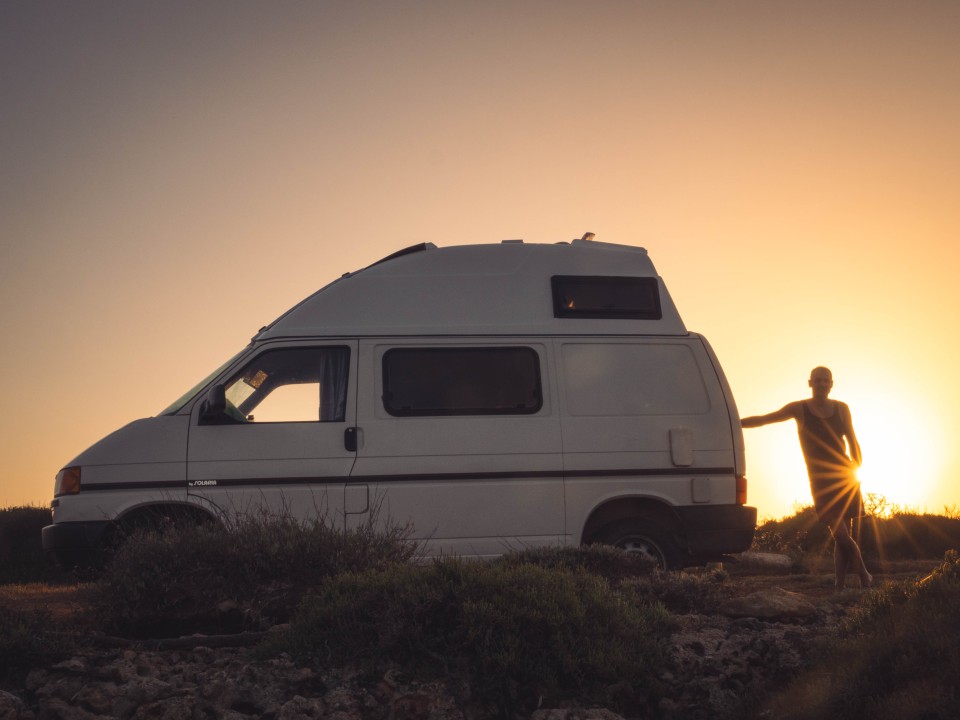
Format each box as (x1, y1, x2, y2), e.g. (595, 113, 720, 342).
(382, 347, 542, 416)
(213, 347, 349, 423)
(552, 276, 662, 319)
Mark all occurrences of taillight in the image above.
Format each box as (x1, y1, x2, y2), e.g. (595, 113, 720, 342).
(735, 475, 747, 505)
(54, 467, 81, 496)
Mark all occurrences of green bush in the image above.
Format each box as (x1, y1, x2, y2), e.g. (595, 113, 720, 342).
(764, 550, 960, 719)
(269, 557, 672, 718)
(92, 512, 419, 637)
(0, 506, 69, 585)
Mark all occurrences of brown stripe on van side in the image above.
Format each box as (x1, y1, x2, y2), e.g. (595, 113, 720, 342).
(81, 467, 734, 491)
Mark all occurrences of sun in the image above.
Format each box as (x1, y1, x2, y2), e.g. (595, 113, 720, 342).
(848, 393, 942, 514)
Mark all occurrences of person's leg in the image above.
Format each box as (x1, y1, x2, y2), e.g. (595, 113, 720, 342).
(832, 521, 848, 591)
(832, 521, 872, 589)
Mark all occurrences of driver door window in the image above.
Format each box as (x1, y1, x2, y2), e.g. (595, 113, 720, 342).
(212, 346, 350, 424)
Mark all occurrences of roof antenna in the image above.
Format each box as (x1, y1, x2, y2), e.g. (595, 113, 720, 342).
(580, 232, 596, 241)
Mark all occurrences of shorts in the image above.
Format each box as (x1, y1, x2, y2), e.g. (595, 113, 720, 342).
(810, 474, 863, 528)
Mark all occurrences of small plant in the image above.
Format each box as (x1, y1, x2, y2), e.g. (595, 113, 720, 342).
(268, 556, 672, 718)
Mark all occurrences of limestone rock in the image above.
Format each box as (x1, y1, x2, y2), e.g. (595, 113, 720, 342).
(0, 690, 33, 720)
(530, 709, 625, 720)
(277, 694, 326, 719)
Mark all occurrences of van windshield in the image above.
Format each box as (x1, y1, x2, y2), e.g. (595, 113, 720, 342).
(158, 347, 249, 416)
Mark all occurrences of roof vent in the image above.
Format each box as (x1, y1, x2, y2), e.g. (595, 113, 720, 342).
(579, 232, 596, 242)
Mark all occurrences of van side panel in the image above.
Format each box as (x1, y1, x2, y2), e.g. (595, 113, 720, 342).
(556, 338, 739, 547)
(352, 339, 564, 557)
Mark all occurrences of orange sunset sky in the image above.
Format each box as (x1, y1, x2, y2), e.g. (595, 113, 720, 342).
(1, 1, 958, 520)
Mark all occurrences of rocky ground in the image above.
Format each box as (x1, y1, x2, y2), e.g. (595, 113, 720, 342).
(0, 555, 939, 720)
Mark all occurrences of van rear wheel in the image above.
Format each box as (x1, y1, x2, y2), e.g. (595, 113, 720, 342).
(598, 520, 681, 570)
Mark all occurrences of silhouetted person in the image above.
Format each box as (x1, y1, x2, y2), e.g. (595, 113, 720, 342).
(741, 366, 873, 591)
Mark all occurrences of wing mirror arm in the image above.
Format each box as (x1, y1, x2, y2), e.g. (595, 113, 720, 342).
(200, 384, 227, 422)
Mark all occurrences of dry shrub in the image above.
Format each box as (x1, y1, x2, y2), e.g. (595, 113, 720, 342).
(859, 513, 960, 562)
(92, 511, 419, 637)
(752, 500, 960, 568)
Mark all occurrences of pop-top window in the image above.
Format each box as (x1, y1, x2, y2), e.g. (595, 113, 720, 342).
(383, 347, 542, 416)
(552, 276, 662, 319)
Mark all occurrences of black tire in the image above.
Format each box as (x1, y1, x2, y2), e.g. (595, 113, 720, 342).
(597, 519, 682, 570)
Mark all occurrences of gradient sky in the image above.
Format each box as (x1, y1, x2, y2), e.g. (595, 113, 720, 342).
(2, 1, 958, 520)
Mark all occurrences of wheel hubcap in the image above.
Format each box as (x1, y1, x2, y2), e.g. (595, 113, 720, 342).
(618, 537, 665, 567)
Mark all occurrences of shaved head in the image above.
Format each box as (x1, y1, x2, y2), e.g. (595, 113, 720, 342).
(810, 366, 833, 381)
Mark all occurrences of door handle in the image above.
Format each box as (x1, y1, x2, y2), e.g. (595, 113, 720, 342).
(344, 426, 358, 452)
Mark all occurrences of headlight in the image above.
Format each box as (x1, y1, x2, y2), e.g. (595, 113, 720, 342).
(54, 467, 81, 496)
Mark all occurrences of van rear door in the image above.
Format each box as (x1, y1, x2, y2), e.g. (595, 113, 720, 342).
(186, 341, 358, 524)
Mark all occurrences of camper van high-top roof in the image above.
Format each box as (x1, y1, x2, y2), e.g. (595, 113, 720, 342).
(256, 239, 688, 340)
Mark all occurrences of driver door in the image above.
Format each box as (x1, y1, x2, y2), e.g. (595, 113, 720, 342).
(187, 342, 358, 526)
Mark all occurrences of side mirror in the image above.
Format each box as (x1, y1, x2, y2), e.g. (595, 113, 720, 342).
(200, 384, 227, 422)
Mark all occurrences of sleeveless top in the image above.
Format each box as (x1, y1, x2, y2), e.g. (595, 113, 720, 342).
(798, 401, 849, 479)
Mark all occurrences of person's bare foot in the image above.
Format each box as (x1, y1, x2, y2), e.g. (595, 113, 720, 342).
(834, 582, 846, 593)
(860, 572, 874, 589)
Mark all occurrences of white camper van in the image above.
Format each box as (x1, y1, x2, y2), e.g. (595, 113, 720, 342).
(43, 238, 756, 569)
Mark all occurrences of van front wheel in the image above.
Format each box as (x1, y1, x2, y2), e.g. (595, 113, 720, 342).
(598, 520, 681, 570)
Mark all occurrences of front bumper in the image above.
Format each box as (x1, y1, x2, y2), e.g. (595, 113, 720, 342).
(42, 521, 113, 567)
(675, 504, 757, 557)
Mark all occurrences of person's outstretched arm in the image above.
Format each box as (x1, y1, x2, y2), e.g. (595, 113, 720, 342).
(741, 402, 801, 428)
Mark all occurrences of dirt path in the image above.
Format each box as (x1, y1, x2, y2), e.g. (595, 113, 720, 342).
(0, 582, 96, 624)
